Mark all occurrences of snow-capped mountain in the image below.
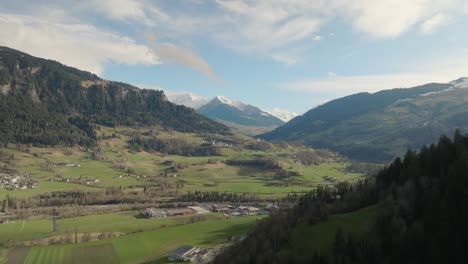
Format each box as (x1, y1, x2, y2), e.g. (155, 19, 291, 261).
(165, 92, 208, 109)
(450, 77, 468, 89)
(197, 96, 284, 135)
(164, 92, 294, 135)
(266, 108, 299, 122)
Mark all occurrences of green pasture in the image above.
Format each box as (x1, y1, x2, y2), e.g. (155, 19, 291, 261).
(0, 211, 224, 243)
(286, 205, 379, 255)
(16, 216, 260, 264)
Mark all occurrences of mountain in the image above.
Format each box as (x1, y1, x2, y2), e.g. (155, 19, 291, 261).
(266, 108, 299, 122)
(0, 46, 229, 146)
(261, 79, 468, 162)
(197, 96, 284, 135)
(165, 92, 291, 135)
(166, 92, 208, 109)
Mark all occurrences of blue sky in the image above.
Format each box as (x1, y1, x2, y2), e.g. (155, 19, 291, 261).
(1, 0, 468, 113)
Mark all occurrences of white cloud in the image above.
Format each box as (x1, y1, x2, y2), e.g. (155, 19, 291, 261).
(211, 0, 326, 61)
(277, 49, 468, 103)
(278, 69, 468, 96)
(156, 0, 468, 64)
(420, 13, 450, 34)
(340, 0, 430, 38)
(0, 2, 219, 81)
(278, 74, 441, 95)
(328, 72, 337, 77)
(84, 0, 147, 22)
(145, 34, 221, 82)
(1, 0, 468, 71)
(271, 53, 298, 65)
(335, 0, 468, 38)
(0, 13, 159, 74)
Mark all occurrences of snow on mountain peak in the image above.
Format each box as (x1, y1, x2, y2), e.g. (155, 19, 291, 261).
(450, 77, 468, 88)
(215, 95, 233, 105)
(214, 96, 246, 109)
(266, 108, 299, 122)
(166, 92, 208, 109)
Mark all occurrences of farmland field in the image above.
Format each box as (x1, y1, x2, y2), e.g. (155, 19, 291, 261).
(0, 126, 368, 200)
(13, 216, 261, 264)
(0, 211, 224, 243)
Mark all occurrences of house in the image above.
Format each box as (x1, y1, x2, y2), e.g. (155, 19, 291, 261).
(187, 206, 209, 214)
(166, 208, 196, 217)
(239, 206, 260, 216)
(168, 245, 200, 262)
(212, 204, 231, 213)
(142, 208, 167, 218)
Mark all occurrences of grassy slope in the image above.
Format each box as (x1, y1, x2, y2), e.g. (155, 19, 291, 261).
(284, 206, 378, 256)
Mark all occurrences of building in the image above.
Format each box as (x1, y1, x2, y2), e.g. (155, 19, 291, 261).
(238, 206, 260, 216)
(166, 208, 196, 217)
(212, 204, 231, 213)
(168, 245, 200, 262)
(187, 206, 210, 214)
(142, 208, 167, 218)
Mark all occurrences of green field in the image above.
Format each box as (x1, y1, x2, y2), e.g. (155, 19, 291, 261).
(0, 126, 366, 200)
(0, 211, 224, 243)
(285, 205, 379, 256)
(15, 216, 260, 264)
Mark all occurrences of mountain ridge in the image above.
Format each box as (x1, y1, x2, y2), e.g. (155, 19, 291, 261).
(0, 46, 229, 146)
(260, 79, 468, 162)
(197, 95, 284, 135)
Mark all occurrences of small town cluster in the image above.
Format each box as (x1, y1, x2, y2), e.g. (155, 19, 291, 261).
(0, 173, 37, 190)
(142, 203, 278, 219)
(200, 140, 233, 148)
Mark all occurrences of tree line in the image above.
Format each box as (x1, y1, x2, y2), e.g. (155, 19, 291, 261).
(0, 47, 228, 147)
(216, 130, 468, 264)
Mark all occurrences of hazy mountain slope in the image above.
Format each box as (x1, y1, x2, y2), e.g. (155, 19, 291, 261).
(197, 96, 284, 135)
(0, 46, 229, 146)
(260, 81, 468, 162)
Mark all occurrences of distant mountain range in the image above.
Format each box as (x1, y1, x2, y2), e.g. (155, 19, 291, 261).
(261, 78, 468, 162)
(166, 92, 208, 109)
(166, 92, 292, 135)
(197, 96, 284, 135)
(266, 108, 299, 122)
(0, 47, 228, 146)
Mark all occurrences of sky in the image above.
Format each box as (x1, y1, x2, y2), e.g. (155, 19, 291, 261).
(1, 0, 468, 114)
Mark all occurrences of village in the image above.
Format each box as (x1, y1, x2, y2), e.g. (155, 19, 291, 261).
(0, 173, 37, 190)
(142, 203, 279, 219)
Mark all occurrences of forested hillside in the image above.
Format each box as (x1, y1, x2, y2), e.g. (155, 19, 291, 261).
(216, 130, 468, 264)
(0, 47, 228, 147)
(260, 81, 468, 162)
